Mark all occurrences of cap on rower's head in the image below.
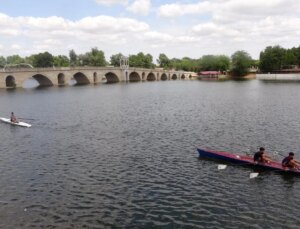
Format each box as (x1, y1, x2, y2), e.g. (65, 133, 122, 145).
(289, 152, 294, 156)
(259, 147, 265, 151)
(11, 112, 14, 114)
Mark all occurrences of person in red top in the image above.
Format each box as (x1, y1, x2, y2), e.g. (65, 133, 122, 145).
(10, 112, 18, 123)
(282, 152, 300, 169)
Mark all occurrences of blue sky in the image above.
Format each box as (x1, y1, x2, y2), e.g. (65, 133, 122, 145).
(0, 0, 300, 62)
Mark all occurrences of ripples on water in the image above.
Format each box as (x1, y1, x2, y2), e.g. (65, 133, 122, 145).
(0, 80, 300, 228)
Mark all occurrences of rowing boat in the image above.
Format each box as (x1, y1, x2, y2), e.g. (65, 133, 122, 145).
(0, 117, 31, 128)
(197, 148, 300, 175)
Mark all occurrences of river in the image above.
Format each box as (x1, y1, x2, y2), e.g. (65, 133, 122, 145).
(0, 80, 300, 228)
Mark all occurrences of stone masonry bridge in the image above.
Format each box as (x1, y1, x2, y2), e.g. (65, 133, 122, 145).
(0, 67, 195, 88)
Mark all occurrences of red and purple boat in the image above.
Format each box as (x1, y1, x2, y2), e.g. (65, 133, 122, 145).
(197, 148, 300, 175)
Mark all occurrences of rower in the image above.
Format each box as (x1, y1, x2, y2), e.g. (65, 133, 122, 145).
(10, 112, 18, 123)
(253, 147, 271, 163)
(282, 152, 300, 169)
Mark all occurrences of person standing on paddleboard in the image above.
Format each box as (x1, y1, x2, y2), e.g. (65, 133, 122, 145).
(10, 112, 18, 123)
(282, 152, 300, 169)
(253, 147, 271, 163)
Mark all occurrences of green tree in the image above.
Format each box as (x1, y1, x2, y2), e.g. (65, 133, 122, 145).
(199, 55, 230, 71)
(53, 55, 70, 67)
(77, 54, 88, 66)
(231, 50, 252, 76)
(0, 56, 6, 68)
(24, 55, 35, 67)
(32, 52, 54, 67)
(110, 53, 123, 66)
(157, 53, 171, 69)
(259, 46, 285, 72)
(200, 55, 217, 71)
(69, 49, 77, 66)
(282, 49, 297, 68)
(129, 52, 154, 68)
(216, 55, 230, 71)
(88, 47, 106, 66)
(6, 55, 24, 65)
(78, 48, 106, 66)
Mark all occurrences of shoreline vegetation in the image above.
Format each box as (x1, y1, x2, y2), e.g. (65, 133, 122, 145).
(1, 45, 300, 79)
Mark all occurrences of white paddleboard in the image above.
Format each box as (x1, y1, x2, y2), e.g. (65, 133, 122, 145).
(0, 117, 32, 128)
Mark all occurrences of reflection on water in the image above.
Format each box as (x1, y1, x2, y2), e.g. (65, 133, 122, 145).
(0, 80, 300, 228)
(22, 78, 39, 88)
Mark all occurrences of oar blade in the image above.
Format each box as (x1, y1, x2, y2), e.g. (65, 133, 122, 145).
(218, 164, 227, 170)
(250, 172, 259, 179)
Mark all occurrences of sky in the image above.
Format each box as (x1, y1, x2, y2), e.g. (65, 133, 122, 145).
(0, 0, 300, 62)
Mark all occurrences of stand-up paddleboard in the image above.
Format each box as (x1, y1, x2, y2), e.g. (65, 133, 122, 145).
(0, 117, 31, 127)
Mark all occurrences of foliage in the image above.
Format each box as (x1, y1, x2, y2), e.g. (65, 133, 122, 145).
(24, 55, 35, 66)
(129, 52, 154, 68)
(53, 55, 70, 67)
(259, 45, 300, 72)
(6, 55, 24, 65)
(0, 56, 6, 67)
(200, 55, 230, 71)
(259, 46, 285, 72)
(69, 49, 78, 66)
(32, 52, 54, 68)
(231, 50, 252, 76)
(110, 53, 123, 67)
(77, 48, 106, 66)
(157, 53, 172, 69)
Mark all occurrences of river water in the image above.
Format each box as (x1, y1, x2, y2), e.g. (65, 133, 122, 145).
(0, 80, 300, 229)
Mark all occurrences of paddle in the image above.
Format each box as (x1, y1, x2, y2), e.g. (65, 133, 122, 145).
(249, 172, 259, 179)
(217, 164, 227, 170)
(217, 163, 260, 178)
(18, 117, 36, 121)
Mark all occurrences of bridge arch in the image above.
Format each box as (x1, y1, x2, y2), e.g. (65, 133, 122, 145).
(105, 72, 119, 83)
(172, 74, 177, 80)
(58, 73, 65, 85)
(32, 74, 54, 87)
(189, 74, 192, 79)
(74, 72, 90, 85)
(6, 75, 16, 88)
(181, 74, 185, 79)
(161, 73, 168, 81)
(129, 72, 141, 82)
(147, 72, 156, 81)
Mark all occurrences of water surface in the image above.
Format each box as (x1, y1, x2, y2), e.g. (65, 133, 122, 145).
(0, 80, 300, 228)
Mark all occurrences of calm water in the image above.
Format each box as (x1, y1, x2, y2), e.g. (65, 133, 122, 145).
(0, 80, 300, 229)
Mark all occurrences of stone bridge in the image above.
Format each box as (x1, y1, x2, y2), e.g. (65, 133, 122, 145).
(0, 67, 196, 88)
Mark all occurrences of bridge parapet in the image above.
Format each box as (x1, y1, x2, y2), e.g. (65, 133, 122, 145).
(0, 66, 195, 88)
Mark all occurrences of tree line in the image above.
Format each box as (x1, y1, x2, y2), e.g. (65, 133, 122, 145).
(0, 45, 299, 76)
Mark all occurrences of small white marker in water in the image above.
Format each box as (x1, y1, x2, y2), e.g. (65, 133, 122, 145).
(24, 208, 27, 212)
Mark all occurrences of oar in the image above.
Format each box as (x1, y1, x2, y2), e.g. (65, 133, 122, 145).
(18, 117, 36, 120)
(217, 164, 227, 170)
(249, 172, 259, 179)
(217, 164, 260, 178)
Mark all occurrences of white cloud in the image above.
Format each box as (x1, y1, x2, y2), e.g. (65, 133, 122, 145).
(11, 44, 21, 50)
(1, 0, 300, 60)
(126, 0, 151, 16)
(95, 0, 128, 6)
(157, 1, 210, 17)
(158, 0, 300, 19)
(74, 16, 149, 33)
(0, 13, 156, 57)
